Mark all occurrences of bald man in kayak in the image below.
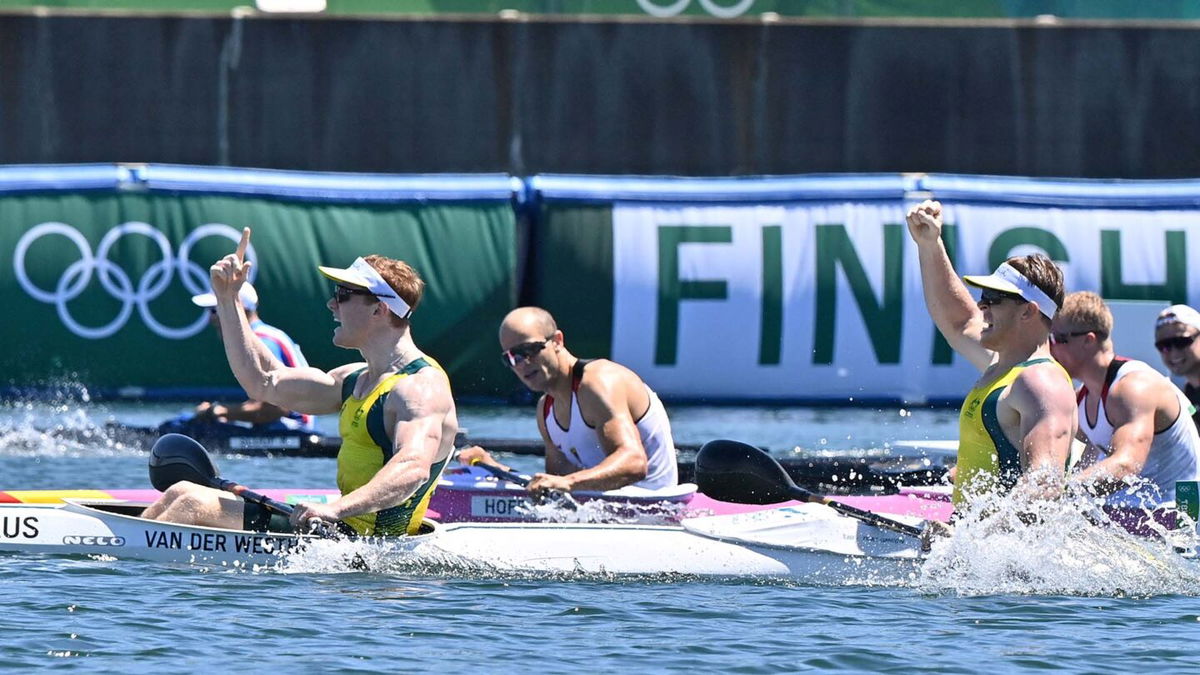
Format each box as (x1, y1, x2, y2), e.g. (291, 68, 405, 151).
(458, 307, 678, 495)
(145, 228, 458, 536)
(906, 201, 1076, 531)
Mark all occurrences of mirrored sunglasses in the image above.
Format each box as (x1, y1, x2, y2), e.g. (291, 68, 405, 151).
(978, 288, 1026, 306)
(1155, 334, 1199, 353)
(500, 339, 552, 368)
(333, 285, 378, 304)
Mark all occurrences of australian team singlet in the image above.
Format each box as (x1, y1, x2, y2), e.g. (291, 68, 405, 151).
(337, 357, 449, 536)
(955, 357, 1072, 508)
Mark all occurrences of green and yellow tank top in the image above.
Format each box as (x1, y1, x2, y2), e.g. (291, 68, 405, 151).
(954, 357, 1070, 508)
(337, 357, 449, 536)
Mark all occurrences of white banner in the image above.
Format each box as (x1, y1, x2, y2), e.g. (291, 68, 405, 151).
(612, 202, 1191, 401)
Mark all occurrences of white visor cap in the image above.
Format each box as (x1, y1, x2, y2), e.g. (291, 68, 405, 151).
(1156, 304, 1200, 332)
(963, 262, 1058, 319)
(191, 283, 258, 312)
(318, 257, 412, 319)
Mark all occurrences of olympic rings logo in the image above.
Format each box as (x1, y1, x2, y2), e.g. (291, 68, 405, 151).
(13, 222, 257, 340)
(636, 0, 756, 18)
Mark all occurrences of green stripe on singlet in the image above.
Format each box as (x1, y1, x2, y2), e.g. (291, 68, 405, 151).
(979, 357, 1055, 490)
(981, 387, 1021, 490)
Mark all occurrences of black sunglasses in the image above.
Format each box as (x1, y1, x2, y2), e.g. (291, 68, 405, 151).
(500, 339, 553, 368)
(333, 285, 379, 304)
(978, 288, 1026, 306)
(1155, 334, 1199, 352)
(1051, 330, 1093, 345)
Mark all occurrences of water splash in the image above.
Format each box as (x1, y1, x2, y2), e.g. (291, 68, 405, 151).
(0, 391, 140, 457)
(516, 498, 691, 525)
(916, 483, 1200, 597)
(275, 537, 389, 574)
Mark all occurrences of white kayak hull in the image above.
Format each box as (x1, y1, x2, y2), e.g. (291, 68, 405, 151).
(0, 500, 923, 582)
(423, 511, 921, 582)
(0, 501, 320, 567)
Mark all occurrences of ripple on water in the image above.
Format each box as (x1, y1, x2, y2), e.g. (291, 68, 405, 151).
(5, 400, 1200, 671)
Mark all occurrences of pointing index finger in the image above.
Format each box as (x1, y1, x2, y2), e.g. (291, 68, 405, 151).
(235, 227, 251, 262)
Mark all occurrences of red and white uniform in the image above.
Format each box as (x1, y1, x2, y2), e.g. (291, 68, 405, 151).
(1078, 358, 1200, 507)
(543, 360, 678, 490)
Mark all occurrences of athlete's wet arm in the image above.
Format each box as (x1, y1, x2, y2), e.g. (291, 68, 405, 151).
(543, 379, 648, 492)
(1071, 379, 1155, 494)
(1009, 366, 1077, 497)
(906, 201, 992, 371)
(326, 376, 452, 519)
(214, 297, 285, 385)
(209, 292, 338, 414)
(241, 361, 357, 416)
(206, 237, 288, 398)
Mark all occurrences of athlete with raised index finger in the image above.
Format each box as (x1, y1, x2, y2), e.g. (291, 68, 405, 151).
(145, 228, 458, 536)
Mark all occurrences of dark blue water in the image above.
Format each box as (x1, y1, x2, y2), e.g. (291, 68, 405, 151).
(0, 401, 1196, 672)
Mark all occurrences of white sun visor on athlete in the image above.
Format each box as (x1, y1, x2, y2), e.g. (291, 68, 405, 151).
(1156, 304, 1200, 331)
(963, 262, 1058, 319)
(191, 283, 259, 312)
(317, 257, 412, 319)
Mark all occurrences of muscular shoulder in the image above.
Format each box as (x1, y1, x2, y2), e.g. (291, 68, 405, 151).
(1008, 360, 1076, 411)
(577, 360, 649, 416)
(329, 362, 367, 386)
(1106, 368, 1170, 415)
(1109, 367, 1165, 396)
(388, 364, 452, 410)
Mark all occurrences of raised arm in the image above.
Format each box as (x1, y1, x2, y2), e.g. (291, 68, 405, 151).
(208, 228, 347, 414)
(906, 200, 994, 372)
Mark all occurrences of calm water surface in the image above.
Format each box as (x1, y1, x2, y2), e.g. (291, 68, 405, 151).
(0, 400, 1196, 672)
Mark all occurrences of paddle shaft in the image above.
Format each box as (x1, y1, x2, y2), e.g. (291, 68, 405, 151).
(213, 478, 295, 516)
(211, 477, 339, 538)
(471, 461, 531, 487)
(790, 487, 923, 538)
(471, 461, 580, 510)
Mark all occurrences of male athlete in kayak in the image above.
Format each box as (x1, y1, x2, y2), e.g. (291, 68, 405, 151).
(458, 307, 678, 495)
(1050, 291, 1200, 507)
(906, 200, 1077, 536)
(145, 228, 458, 535)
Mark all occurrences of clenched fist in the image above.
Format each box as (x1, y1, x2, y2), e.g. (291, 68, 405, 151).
(906, 200, 944, 244)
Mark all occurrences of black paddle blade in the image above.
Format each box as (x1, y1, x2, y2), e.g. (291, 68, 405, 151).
(148, 433, 220, 491)
(694, 439, 800, 505)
